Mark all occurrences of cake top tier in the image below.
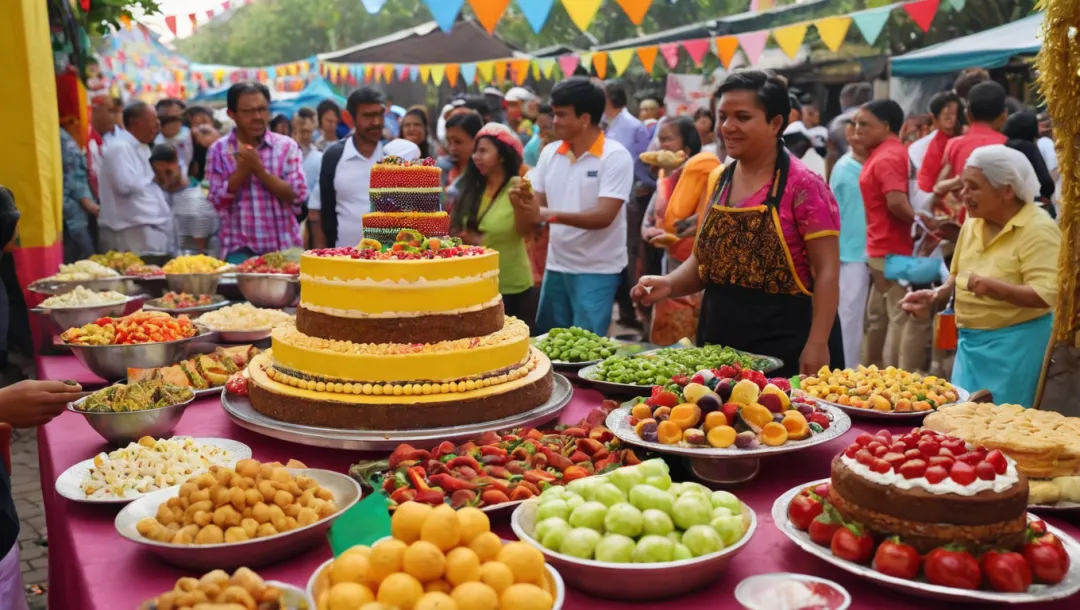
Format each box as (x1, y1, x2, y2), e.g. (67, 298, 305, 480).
(306, 244, 493, 261)
(376, 155, 440, 168)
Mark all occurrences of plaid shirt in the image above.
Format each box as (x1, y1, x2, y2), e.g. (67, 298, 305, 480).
(206, 130, 308, 256)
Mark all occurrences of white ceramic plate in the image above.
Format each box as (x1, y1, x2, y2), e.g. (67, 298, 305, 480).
(55, 437, 251, 504)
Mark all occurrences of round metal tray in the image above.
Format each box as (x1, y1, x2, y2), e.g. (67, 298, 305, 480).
(1029, 500, 1080, 513)
(143, 296, 230, 315)
(28, 276, 137, 296)
(606, 403, 851, 459)
(576, 363, 654, 397)
(220, 373, 574, 450)
(809, 385, 970, 420)
(773, 478, 1080, 604)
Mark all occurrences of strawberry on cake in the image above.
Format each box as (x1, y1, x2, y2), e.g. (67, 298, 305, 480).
(829, 428, 1028, 553)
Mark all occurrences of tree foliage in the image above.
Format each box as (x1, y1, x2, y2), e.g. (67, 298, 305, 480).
(80, 0, 162, 36)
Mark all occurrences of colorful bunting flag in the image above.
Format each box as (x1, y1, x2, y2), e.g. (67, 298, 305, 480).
(609, 48, 635, 76)
(615, 0, 653, 25)
(562, 0, 603, 32)
(851, 5, 892, 46)
(814, 16, 852, 53)
(579, 52, 593, 73)
(424, 0, 464, 33)
(510, 59, 531, 85)
(222, 1, 231, 11)
(468, 0, 510, 35)
(737, 30, 769, 66)
(592, 52, 609, 78)
(947, 0, 965, 9)
(476, 61, 495, 83)
(680, 38, 710, 67)
(532, 60, 542, 81)
(494, 60, 508, 85)
(659, 43, 680, 68)
(431, 64, 447, 86)
(903, 0, 940, 33)
(460, 63, 477, 85)
(446, 63, 460, 87)
(519, 0, 557, 34)
(382, 64, 394, 82)
(165, 15, 177, 36)
(395, 64, 408, 80)
(419, 65, 432, 83)
(206, 10, 214, 20)
(189, 13, 198, 30)
(557, 54, 579, 77)
(636, 46, 658, 73)
(772, 23, 807, 60)
(538, 58, 557, 79)
(714, 36, 739, 69)
(410, 66, 420, 82)
(361, 0, 387, 13)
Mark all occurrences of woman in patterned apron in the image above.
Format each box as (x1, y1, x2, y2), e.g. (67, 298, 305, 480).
(632, 70, 844, 376)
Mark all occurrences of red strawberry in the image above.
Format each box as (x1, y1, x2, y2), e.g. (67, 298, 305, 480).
(985, 449, 1008, 475)
(717, 365, 738, 379)
(950, 461, 977, 485)
(903, 449, 922, 461)
(721, 402, 739, 424)
(928, 455, 955, 469)
(649, 386, 664, 399)
(652, 391, 679, 408)
(855, 433, 874, 447)
(768, 377, 792, 393)
(976, 461, 996, 481)
(882, 452, 906, 469)
(925, 465, 948, 484)
(670, 374, 690, 387)
(808, 412, 830, 429)
(689, 373, 706, 385)
(870, 458, 891, 474)
(855, 449, 874, 466)
(957, 452, 983, 465)
(898, 459, 927, 479)
(844, 445, 860, 458)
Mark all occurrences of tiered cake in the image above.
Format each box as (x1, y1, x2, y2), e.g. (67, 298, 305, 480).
(364, 156, 449, 247)
(245, 157, 554, 430)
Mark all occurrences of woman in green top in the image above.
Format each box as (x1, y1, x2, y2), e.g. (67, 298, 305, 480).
(450, 122, 538, 329)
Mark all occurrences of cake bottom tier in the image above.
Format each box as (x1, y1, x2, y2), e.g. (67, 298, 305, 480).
(295, 299, 504, 344)
(247, 351, 554, 430)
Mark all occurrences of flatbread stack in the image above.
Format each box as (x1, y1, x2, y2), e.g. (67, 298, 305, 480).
(639, 150, 686, 169)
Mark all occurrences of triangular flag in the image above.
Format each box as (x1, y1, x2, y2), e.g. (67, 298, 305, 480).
(772, 23, 807, 60)
(430, 64, 447, 86)
(579, 53, 593, 73)
(615, 0, 652, 25)
(206, 9, 214, 19)
(460, 63, 477, 85)
(636, 46, 658, 73)
(904, 0, 940, 33)
(510, 59, 531, 85)
(410, 66, 420, 82)
(419, 65, 432, 83)
(609, 48, 635, 76)
(189, 13, 198, 29)
(494, 60, 508, 85)
(561, 0, 602, 32)
(361, 0, 387, 13)
(476, 61, 495, 83)
(737, 30, 769, 65)
(538, 58, 557, 79)
(557, 54, 579, 77)
(592, 52, 609, 79)
(532, 60, 542, 81)
(395, 64, 408, 80)
(222, 1, 231, 11)
(947, 0, 965, 10)
(851, 5, 892, 46)
(165, 15, 177, 36)
(468, 0, 510, 35)
(714, 36, 739, 69)
(446, 63, 460, 87)
(363, 65, 374, 82)
(423, 0, 464, 32)
(814, 16, 852, 53)
(383, 64, 395, 82)
(681, 38, 710, 67)
(519, 0, 557, 34)
(120, 15, 132, 29)
(659, 43, 680, 68)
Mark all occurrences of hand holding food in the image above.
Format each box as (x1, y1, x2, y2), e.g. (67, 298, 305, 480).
(61, 311, 197, 346)
(140, 567, 287, 610)
(164, 254, 229, 274)
(639, 150, 687, 169)
(0, 379, 85, 428)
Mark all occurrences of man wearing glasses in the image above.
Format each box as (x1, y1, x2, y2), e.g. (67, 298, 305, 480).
(206, 82, 308, 264)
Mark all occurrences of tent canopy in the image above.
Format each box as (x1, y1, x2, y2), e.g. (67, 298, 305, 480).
(890, 12, 1042, 76)
(269, 76, 345, 116)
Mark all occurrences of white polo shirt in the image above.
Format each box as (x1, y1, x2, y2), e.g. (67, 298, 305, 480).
(532, 134, 633, 275)
(310, 138, 383, 248)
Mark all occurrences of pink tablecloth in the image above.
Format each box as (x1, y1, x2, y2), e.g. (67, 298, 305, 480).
(37, 355, 1080, 609)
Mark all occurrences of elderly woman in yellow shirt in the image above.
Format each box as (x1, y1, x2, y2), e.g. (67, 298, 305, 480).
(902, 145, 1060, 407)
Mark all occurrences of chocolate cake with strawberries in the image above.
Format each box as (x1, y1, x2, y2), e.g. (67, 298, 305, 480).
(829, 428, 1028, 553)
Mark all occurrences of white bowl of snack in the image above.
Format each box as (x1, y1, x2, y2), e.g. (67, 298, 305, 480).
(33, 286, 137, 329)
(197, 303, 294, 343)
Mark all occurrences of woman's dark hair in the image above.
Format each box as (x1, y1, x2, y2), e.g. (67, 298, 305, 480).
(863, 99, 904, 134)
(928, 91, 960, 118)
(668, 115, 702, 156)
(451, 135, 523, 233)
(550, 77, 606, 126)
(715, 70, 791, 133)
(0, 186, 20, 257)
(692, 108, 714, 131)
(445, 111, 483, 139)
(269, 114, 291, 136)
(1003, 111, 1039, 142)
(316, 99, 342, 123)
(402, 108, 431, 158)
(226, 82, 271, 113)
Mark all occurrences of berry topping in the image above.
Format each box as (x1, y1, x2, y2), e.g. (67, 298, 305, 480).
(889, 442, 907, 454)
(898, 459, 927, 480)
(855, 433, 874, 447)
(928, 455, 956, 469)
(925, 465, 949, 484)
(917, 440, 940, 459)
(875, 430, 892, 441)
(856, 449, 874, 466)
(903, 448, 923, 461)
(957, 452, 984, 465)
(976, 461, 997, 481)
(986, 449, 1008, 475)
(871, 444, 888, 458)
(883, 452, 907, 469)
(949, 461, 977, 486)
(767, 377, 792, 393)
(871, 458, 891, 474)
(844, 444, 860, 458)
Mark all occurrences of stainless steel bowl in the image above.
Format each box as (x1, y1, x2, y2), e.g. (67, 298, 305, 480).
(29, 277, 135, 296)
(511, 497, 757, 600)
(166, 273, 223, 295)
(68, 391, 195, 445)
(115, 468, 362, 571)
(32, 299, 131, 330)
(65, 331, 208, 381)
(235, 273, 300, 308)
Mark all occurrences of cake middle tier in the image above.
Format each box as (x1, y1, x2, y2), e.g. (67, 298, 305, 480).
(370, 188, 442, 213)
(363, 212, 450, 248)
(271, 317, 531, 384)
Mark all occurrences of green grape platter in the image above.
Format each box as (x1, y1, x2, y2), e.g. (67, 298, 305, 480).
(533, 327, 623, 371)
(580, 345, 783, 394)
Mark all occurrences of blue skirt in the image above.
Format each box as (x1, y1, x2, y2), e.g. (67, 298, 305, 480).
(952, 314, 1053, 408)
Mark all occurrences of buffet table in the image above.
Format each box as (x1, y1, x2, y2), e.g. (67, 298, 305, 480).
(36, 354, 1080, 609)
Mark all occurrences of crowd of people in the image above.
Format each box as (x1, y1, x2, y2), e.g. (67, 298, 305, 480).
(46, 67, 1062, 408)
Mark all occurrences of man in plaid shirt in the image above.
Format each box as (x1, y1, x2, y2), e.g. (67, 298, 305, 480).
(206, 82, 308, 263)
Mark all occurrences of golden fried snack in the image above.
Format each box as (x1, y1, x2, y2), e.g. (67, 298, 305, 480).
(1029, 481, 1062, 505)
(140, 568, 284, 610)
(1052, 476, 1080, 503)
(803, 365, 957, 411)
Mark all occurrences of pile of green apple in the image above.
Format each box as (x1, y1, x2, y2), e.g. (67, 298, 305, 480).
(527, 458, 750, 563)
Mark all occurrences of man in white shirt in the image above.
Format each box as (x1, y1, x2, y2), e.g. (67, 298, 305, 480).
(154, 98, 193, 172)
(513, 77, 634, 336)
(97, 101, 174, 254)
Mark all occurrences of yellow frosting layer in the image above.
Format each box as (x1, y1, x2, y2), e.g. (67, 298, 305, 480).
(271, 319, 531, 383)
(301, 250, 498, 283)
(301, 273, 499, 315)
(248, 349, 551, 405)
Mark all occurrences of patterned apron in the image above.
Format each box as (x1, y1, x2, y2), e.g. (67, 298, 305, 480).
(693, 150, 844, 376)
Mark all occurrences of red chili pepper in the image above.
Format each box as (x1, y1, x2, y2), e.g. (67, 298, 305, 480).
(568, 451, 590, 464)
(510, 486, 536, 501)
(413, 489, 445, 506)
(576, 438, 605, 456)
(457, 466, 479, 480)
(517, 480, 541, 495)
(480, 446, 508, 458)
(430, 441, 456, 460)
(538, 446, 572, 471)
(481, 489, 510, 505)
(563, 427, 587, 438)
(480, 454, 508, 466)
(407, 466, 430, 491)
(485, 465, 510, 480)
(523, 470, 557, 485)
(588, 427, 615, 443)
(389, 444, 431, 469)
(447, 455, 481, 472)
(593, 456, 616, 472)
(474, 476, 510, 496)
(529, 453, 548, 470)
(390, 487, 417, 505)
(428, 473, 477, 492)
(506, 460, 528, 475)
(450, 489, 478, 508)
(621, 449, 642, 466)
(562, 466, 590, 483)
(457, 442, 479, 455)
(476, 431, 502, 446)
(525, 429, 544, 440)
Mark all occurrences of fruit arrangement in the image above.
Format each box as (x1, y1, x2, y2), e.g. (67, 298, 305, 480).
(125, 264, 165, 278)
(626, 365, 833, 450)
(163, 254, 230, 274)
(841, 428, 1014, 486)
(312, 502, 558, 610)
(237, 250, 301, 275)
(61, 310, 198, 345)
(525, 458, 751, 563)
(787, 480, 1072, 593)
(354, 402, 640, 510)
(90, 251, 144, 273)
(589, 345, 764, 386)
(312, 241, 487, 261)
(802, 365, 959, 412)
(140, 567, 291, 610)
(156, 291, 218, 309)
(135, 459, 338, 545)
(534, 327, 620, 363)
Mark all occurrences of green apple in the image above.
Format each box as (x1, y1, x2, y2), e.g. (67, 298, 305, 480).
(592, 482, 627, 508)
(666, 531, 682, 545)
(538, 486, 569, 504)
(673, 543, 693, 561)
(536, 499, 570, 522)
(711, 506, 734, 520)
(679, 482, 713, 497)
(667, 483, 685, 497)
(565, 494, 585, 511)
(641, 509, 675, 537)
(609, 465, 645, 493)
(672, 494, 713, 530)
(559, 527, 602, 559)
(568, 501, 608, 532)
(533, 516, 569, 542)
(539, 520, 573, 552)
(645, 474, 672, 491)
(710, 490, 742, 514)
(683, 524, 725, 557)
(632, 535, 675, 563)
(628, 484, 675, 515)
(567, 476, 605, 501)
(603, 503, 644, 538)
(711, 515, 746, 546)
(594, 534, 636, 563)
(638, 458, 670, 478)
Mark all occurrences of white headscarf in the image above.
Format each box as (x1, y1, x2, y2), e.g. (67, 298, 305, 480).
(383, 138, 421, 161)
(964, 144, 1041, 204)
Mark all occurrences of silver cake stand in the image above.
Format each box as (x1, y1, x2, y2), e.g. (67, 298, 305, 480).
(220, 373, 574, 451)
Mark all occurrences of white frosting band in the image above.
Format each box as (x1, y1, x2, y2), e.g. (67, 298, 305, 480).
(840, 454, 1019, 497)
(299, 295, 503, 319)
(300, 268, 499, 287)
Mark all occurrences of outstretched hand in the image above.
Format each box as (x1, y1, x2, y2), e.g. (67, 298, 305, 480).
(631, 275, 673, 307)
(0, 380, 86, 428)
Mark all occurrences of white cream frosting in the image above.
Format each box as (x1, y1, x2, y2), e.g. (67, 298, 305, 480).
(840, 454, 1019, 497)
(299, 295, 503, 319)
(300, 269, 499, 287)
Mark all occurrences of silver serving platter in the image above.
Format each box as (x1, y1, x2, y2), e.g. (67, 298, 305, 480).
(115, 468, 362, 571)
(1029, 500, 1080, 513)
(220, 374, 573, 451)
(29, 276, 138, 296)
(306, 537, 566, 610)
(577, 363, 655, 397)
(69, 390, 197, 446)
(773, 478, 1080, 604)
(55, 437, 251, 504)
(531, 333, 625, 373)
(809, 385, 970, 420)
(511, 497, 756, 600)
(234, 273, 301, 309)
(165, 272, 229, 296)
(143, 296, 230, 315)
(634, 347, 784, 374)
(32, 295, 140, 330)
(606, 403, 852, 459)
